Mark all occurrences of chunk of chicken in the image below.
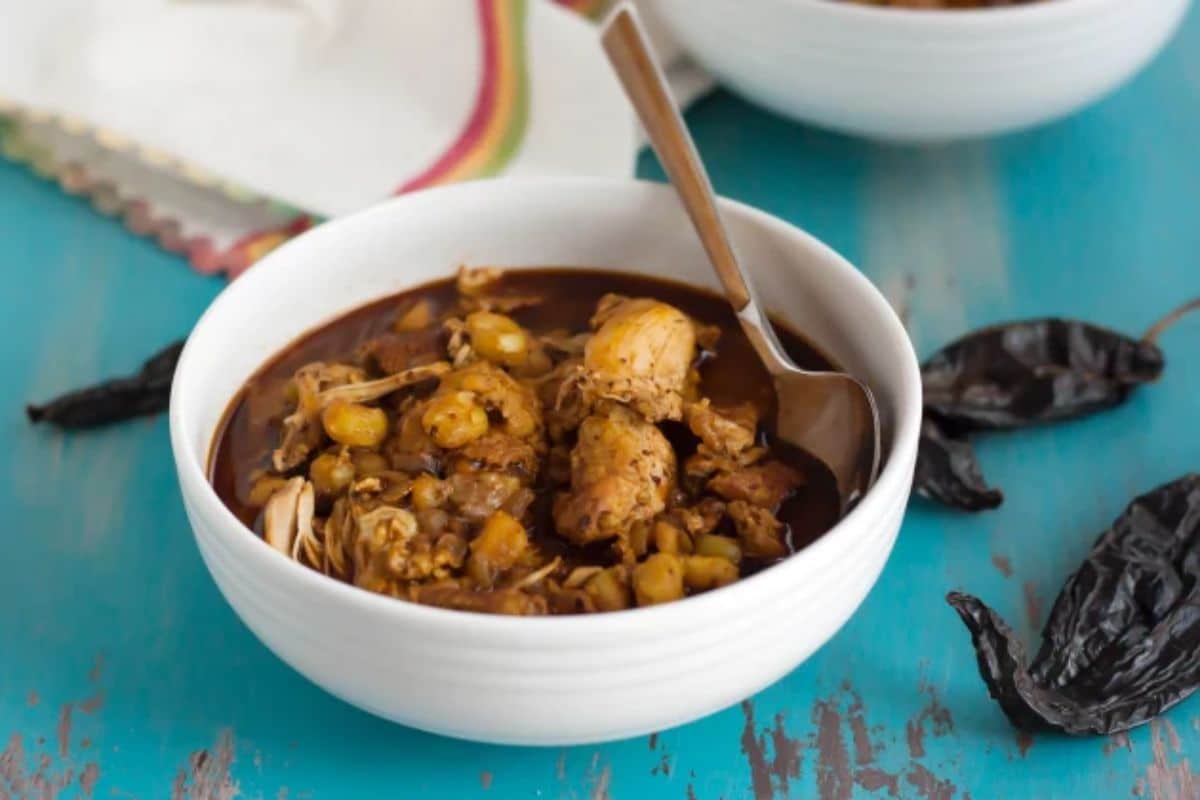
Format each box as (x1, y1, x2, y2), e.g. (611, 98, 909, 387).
(708, 460, 805, 509)
(455, 432, 540, 478)
(671, 497, 727, 538)
(685, 400, 759, 456)
(727, 500, 788, 559)
(437, 362, 544, 448)
(554, 405, 676, 545)
(578, 296, 696, 421)
(387, 361, 546, 474)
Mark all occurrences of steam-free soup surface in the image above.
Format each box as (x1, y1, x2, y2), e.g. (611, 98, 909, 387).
(210, 268, 841, 615)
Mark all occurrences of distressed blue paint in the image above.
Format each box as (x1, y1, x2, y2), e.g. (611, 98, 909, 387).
(3, 9, 1200, 798)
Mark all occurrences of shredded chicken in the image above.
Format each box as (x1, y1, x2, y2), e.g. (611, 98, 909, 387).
(273, 362, 447, 471)
(318, 362, 450, 406)
(682, 444, 768, 493)
(685, 400, 759, 456)
(540, 358, 591, 442)
(671, 497, 727, 538)
(727, 500, 788, 559)
(338, 503, 468, 595)
(708, 460, 805, 509)
(291, 488, 322, 567)
(262, 477, 312, 554)
(273, 364, 366, 471)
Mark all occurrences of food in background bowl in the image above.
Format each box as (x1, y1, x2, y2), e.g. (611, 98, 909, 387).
(842, 0, 1038, 7)
(211, 267, 843, 615)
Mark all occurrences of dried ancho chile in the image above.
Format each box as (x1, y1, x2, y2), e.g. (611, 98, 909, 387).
(922, 319, 1164, 429)
(915, 299, 1198, 511)
(913, 415, 1002, 511)
(27, 339, 185, 428)
(948, 474, 1200, 735)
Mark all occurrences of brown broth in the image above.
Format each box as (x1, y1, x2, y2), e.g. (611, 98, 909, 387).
(209, 268, 842, 568)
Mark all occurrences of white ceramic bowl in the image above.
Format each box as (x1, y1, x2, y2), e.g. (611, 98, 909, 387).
(649, 0, 1192, 141)
(169, 178, 921, 745)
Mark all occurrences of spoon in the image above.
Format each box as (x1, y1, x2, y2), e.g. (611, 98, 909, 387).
(600, 4, 881, 509)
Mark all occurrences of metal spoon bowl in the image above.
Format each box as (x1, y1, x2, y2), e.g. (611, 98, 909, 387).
(601, 4, 881, 508)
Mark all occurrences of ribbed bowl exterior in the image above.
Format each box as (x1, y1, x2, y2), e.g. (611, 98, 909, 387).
(184, 487, 909, 744)
(651, 0, 1192, 141)
(170, 179, 922, 745)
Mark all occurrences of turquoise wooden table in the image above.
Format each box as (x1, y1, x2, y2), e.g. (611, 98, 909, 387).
(4, 11, 1200, 799)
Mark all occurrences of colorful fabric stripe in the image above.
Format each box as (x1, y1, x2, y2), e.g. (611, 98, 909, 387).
(224, 0, 533, 273)
(0, 0, 540, 278)
(230, 0, 536, 271)
(397, 0, 530, 193)
(553, 0, 613, 22)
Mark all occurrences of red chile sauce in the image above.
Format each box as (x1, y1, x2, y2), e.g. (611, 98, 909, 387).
(209, 269, 843, 569)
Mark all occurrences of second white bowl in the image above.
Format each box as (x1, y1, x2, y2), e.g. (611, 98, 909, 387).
(169, 178, 921, 745)
(650, 0, 1192, 141)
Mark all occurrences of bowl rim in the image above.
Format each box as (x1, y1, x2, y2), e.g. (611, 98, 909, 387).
(786, 0, 1108, 24)
(169, 176, 922, 636)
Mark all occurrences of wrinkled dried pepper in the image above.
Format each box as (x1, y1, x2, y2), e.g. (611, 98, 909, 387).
(921, 319, 1164, 430)
(915, 300, 1197, 511)
(948, 474, 1200, 734)
(27, 339, 185, 428)
(913, 415, 1002, 511)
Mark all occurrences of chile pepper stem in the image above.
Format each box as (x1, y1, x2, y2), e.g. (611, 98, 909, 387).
(1143, 298, 1200, 345)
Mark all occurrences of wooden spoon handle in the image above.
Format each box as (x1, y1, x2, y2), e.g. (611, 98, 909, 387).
(601, 5, 751, 311)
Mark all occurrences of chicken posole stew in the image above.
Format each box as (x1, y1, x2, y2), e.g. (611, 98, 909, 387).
(210, 268, 842, 615)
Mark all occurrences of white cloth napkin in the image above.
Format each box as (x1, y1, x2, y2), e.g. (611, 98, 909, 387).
(0, 0, 711, 275)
